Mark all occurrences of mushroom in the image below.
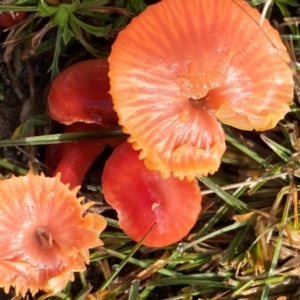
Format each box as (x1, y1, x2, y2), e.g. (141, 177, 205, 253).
(46, 122, 123, 189)
(48, 59, 118, 126)
(108, 0, 294, 180)
(0, 171, 106, 296)
(47, 59, 122, 188)
(102, 142, 202, 247)
(0, 11, 26, 28)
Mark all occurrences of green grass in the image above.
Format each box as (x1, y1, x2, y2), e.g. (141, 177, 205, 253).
(0, 0, 299, 299)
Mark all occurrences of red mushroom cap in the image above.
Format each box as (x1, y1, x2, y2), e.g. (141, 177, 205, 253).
(47, 58, 121, 188)
(48, 59, 118, 126)
(108, 0, 294, 180)
(102, 142, 202, 247)
(0, 11, 26, 28)
(0, 172, 106, 296)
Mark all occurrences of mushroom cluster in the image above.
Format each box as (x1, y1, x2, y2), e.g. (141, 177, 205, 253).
(108, 0, 294, 180)
(46, 57, 202, 248)
(0, 172, 106, 296)
(0, 59, 122, 296)
(99, 0, 295, 246)
(40, 0, 294, 261)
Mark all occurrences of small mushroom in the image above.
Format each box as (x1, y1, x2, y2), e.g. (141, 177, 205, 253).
(48, 59, 118, 126)
(0, 11, 26, 28)
(0, 172, 106, 296)
(102, 142, 202, 247)
(108, 0, 294, 180)
(47, 59, 122, 188)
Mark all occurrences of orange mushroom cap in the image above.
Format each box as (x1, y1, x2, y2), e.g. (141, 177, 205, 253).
(48, 59, 118, 126)
(109, 0, 294, 180)
(0, 172, 106, 296)
(102, 142, 201, 247)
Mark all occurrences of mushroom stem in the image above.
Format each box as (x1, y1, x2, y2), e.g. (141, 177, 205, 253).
(52, 122, 123, 189)
(189, 97, 208, 110)
(35, 227, 52, 249)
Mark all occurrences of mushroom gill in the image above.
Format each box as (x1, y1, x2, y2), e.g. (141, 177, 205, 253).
(0, 172, 106, 296)
(108, 0, 294, 180)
